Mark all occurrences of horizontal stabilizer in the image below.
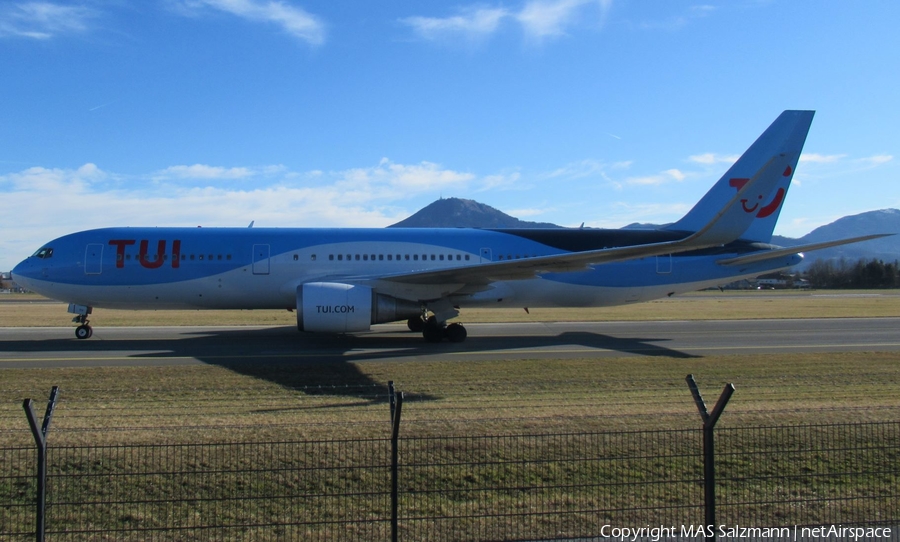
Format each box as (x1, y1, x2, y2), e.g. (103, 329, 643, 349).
(716, 234, 894, 266)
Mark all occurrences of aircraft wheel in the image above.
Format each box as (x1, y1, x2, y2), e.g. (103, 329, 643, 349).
(422, 317, 443, 343)
(75, 325, 92, 340)
(445, 323, 467, 343)
(407, 316, 425, 332)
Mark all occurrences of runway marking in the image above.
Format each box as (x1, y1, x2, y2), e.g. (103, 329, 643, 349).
(448, 343, 900, 356)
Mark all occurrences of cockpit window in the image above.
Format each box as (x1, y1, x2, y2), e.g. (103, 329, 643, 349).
(32, 247, 54, 259)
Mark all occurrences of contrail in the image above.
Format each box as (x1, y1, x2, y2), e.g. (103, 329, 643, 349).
(89, 101, 115, 112)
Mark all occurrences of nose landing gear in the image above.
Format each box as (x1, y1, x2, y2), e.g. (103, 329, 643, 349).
(68, 304, 93, 339)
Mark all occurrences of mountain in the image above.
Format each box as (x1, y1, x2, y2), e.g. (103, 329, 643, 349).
(391, 197, 900, 266)
(772, 209, 900, 267)
(389, 198, 561, 229)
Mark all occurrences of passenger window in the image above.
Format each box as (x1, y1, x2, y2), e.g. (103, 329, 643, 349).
(329, 255, 335, 261)
(294, 254, 299, 261)
(439, 255, 444, 261)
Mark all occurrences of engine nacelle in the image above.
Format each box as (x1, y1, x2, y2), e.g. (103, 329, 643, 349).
(297, 282, 421, 333)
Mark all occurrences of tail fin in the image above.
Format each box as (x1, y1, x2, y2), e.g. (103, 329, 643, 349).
(666, 110, 814, 243)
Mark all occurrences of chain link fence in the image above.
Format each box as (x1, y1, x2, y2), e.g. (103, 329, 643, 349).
(3, 421, 898, 541)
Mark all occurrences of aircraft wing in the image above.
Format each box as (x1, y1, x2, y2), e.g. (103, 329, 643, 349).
(358, 155, 793, 300)
(715, 234, 894, 266)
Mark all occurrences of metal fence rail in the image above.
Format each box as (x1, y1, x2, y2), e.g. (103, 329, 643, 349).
(2, 423, 898, 541)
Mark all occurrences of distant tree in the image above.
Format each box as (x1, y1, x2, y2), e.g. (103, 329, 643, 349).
(804, 258, 900, 289)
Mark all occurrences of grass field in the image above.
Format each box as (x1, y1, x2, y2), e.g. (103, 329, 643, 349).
(2, 290, 899, 446)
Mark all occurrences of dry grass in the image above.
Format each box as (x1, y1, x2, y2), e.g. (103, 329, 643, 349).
(2, 290, 900, 328)
(2, 352, 898, 447)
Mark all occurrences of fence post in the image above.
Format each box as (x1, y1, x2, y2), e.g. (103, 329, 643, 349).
(390, 390, 404, 542)
(686, 375, 733, 541)
(389, 381, 396, 421)
(22, 386, 60, 542)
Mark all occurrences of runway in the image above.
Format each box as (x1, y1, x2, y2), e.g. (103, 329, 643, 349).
(1, 317, 899, 369)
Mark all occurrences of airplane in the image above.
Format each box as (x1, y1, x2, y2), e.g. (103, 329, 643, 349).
(12, 110, 889, 342)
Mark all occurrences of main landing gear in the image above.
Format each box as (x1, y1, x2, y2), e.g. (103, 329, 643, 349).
(68, 304, 93, 340)
(408, 314, 467, 343)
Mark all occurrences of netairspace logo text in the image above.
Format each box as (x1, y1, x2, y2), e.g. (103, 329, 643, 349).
(599, 524, 892, 541)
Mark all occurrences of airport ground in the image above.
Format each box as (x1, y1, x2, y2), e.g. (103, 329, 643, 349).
(1, 290, 899, 446)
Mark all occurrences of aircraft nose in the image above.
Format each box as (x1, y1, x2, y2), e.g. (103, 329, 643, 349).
(11, 257, 38, 287)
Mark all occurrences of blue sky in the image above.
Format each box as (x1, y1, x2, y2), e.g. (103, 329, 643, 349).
(1, 0, 897, 270)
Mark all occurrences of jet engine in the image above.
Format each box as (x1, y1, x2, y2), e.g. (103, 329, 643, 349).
(296, 282, 421, 332)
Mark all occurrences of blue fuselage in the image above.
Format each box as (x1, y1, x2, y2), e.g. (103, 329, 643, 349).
(12, 227, 800, 311)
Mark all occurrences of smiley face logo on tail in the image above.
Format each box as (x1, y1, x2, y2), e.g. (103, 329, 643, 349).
(728, 165, 792, 218)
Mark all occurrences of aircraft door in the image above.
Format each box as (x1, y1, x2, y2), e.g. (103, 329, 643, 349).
(252, 244, 270, 275)
(656, 254, 672, 274)
(85, 244, 103, 275)
(480, 248, 492, 262)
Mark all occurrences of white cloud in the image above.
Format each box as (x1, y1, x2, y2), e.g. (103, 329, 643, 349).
(858, 154, 893, 167)
(663, 168, 685, 181)
(517, 0, 608, 39)
(0, 159, 494, 268)
(625, 168, 686, 186)
(689, 153, 739, 165)
(402, 7, 508, 41)
(178, 0, 325, 45)
(2, 163, 107, 192)
(0, 2, 96, 39)
(547, 159, 609, 180)
(800, 153, 846, 164)
(155, 164, 257, 180)
(479, 172, 522, 191)
(402, 0, 612, 43)
(334, 160, 476, 199)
